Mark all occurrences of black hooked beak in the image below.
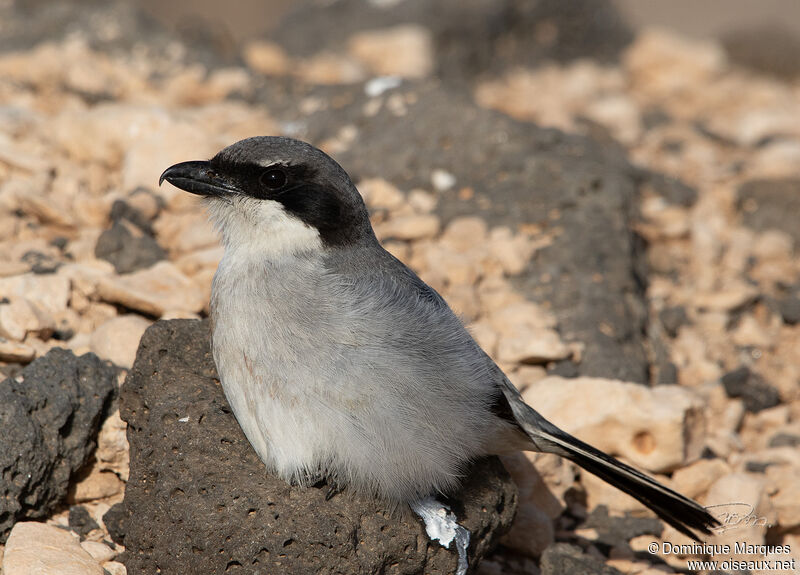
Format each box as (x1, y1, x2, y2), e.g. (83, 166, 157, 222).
(159, 161, 241, 197)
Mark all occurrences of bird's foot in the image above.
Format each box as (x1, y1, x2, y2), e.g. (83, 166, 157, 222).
(410, 496, 470, 575)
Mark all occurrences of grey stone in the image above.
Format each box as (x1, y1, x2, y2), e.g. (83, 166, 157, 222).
(720, 366, 781, 413)
(95, 221, 167, 274)
(777, 294, 800, 325)
(540, 543, 623, 575)
(579, 506, 662, 548)
(659, 306, 689, 338)
(117, 319, 517, 574)
(297, 81, 649, 382)
(0, 348, 117, 543)
(722, 25, 800, 81)
(738, 178, 800, 243)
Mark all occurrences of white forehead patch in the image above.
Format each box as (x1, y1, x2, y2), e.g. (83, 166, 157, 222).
(204, 195, 322, 260)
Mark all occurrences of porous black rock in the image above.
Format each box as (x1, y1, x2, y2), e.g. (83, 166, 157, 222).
(117, 319, 517, 574)
(0, 348, 117, 543)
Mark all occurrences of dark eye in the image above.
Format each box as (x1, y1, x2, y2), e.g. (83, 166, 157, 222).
(259, 169, 287, 189)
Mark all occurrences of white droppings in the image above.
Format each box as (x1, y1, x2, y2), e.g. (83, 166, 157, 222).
(431, 169, 456, 191)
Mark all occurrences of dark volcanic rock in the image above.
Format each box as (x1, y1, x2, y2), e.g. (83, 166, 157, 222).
(0, 348, 117, 543)
(540, 543, 624, 575)
(720, 366, 781, 413)
(69, 505, 100, 540)
(296, 81, 649, 382)
(272, 0, 632, 82)
(737, 178, 800, 243)
(579, 506, 662, 548)
(118, 319, 517, 574)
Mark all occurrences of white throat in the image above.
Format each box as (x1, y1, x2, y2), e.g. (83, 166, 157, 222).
(205, 195, 322, 260)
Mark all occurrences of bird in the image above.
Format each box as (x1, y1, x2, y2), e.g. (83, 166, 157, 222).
(159, 136, 719, 541)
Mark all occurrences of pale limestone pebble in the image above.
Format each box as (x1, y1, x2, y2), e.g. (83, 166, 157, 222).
(476, 276, 525, 313)
(499, 497, 554, 558)
(765, 464, 800, 528)
(502, 451, 575, 520)
(98, 404, 133, 485)
(64, 333, 92, 356)
(489, 301, 566, 364)
(0, 298, 54, 341)
(161, 66, 252, 107)
(380, 241, 410, 263)
(357, 178, 405, 210)
(692, 282, 758, 312)
(739, 405, 791, 451)
(487, 227, 538, 276)
(691, 382, 744, 459)
(475, 62, 624, 130)
(2, 521, 105, 575)
(347, 25, 433, 79)
(64, 228, 105, 263)
(79, 541, 116, 564)
(89, 315, 151, 369)
(670, 326, 723, 387)
(102, 561, 127, 575)
(97, 261, 206, 316)
(71, 467, 125, 503)
(522, 377, 706, 472)
(623, 29, 726, 111)
(583, 93, 642, 145)
(407, 189, 436, 213)
(425, 246, 482, 287)
(507, 365, 547, 393)
(0, 337, 35, 363)
(153, 210, 219, 257)
(440, 217, 488, 253)
(76, 302, 119, 335)
(161, 310, 203, 321)
(318, 124, 360, 156)
(750, 140, 800, 179)
(670, 458, 732, 500)
(374, 213, 440, 241)
(732, 308, 782, 350)
(465, 319, 497, 357)
(0, 272, 70, 315)
(636, 201, 691, 241)
(174, 246, 224, 277)
(243, 40, 291, 76)
(0, 237, 60, 266)
(0, 133, 52, 173)
(295, 53, 366, 85)
(489, 300, 557, 332)
(439, 284, 480, 321)
(582, 467, 661, 515)
(704, 472, 773, 548)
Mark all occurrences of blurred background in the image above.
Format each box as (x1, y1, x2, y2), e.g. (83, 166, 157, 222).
(1, 1, 799, 574)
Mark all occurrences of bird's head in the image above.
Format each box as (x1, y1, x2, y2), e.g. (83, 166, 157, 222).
(160, 136, 374, 257)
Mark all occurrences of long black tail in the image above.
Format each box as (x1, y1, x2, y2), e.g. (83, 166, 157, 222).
(496, 375, 719, 539)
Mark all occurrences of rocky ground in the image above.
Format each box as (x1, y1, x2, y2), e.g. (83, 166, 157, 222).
(0, 1, 799, 574)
